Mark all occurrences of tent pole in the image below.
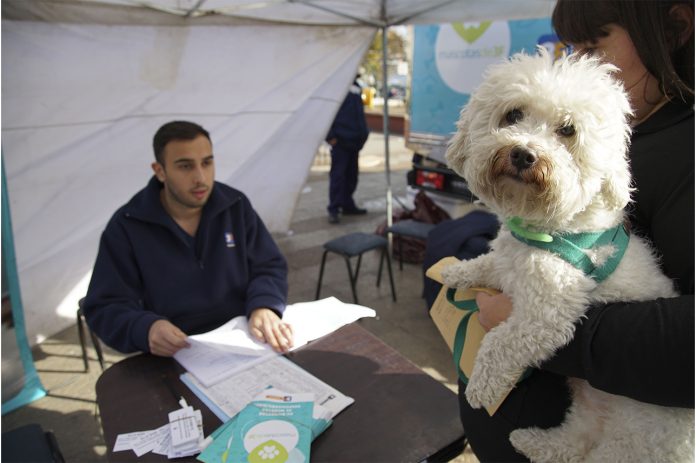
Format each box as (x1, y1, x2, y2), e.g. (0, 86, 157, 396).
(381, 26, 393, 230)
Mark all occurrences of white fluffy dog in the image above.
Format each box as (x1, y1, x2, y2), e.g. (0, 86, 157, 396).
(442, 49, 694, 462)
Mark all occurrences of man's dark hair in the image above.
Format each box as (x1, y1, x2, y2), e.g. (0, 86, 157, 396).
(152, 121, 211, 164)
(553, 0, 694, 103)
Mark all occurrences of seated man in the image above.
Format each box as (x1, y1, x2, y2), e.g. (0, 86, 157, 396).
(83, 120, 293, 356)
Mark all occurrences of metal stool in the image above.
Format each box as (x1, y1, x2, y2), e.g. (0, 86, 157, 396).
(385, 219, 437, 270)
(76, 298, 105, 371)
(315, 232, 397, 305)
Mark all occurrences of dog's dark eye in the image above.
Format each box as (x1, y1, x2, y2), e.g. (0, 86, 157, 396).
(557, 124, 576, 137)
(505, 109, 524, 125)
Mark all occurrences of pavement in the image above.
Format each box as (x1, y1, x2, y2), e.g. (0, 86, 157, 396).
(1, 133, 479, 462)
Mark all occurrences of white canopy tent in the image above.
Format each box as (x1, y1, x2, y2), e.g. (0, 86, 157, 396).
(2, 0, 555, 346)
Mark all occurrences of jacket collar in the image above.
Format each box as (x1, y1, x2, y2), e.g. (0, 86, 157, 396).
(125, 176, 242, 226)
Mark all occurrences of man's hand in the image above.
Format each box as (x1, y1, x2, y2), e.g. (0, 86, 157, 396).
(476, 291, 513, 332)
(248, 308, 294, 353)
(148, 319, 190, 357)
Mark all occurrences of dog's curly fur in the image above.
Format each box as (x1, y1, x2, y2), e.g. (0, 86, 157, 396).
(443, 49, 694, 462)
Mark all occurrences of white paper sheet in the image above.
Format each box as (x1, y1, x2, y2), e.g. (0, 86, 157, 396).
(174, 297, 375, 387)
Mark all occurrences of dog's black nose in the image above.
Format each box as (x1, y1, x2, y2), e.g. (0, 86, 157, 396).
(510, 147, 537, 171)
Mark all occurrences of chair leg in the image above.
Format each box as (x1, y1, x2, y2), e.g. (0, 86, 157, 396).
(90, 330, 106, 371)
(376, 248, 385, 287)
(76, 310, 89, 372)
(397, 235, 404, 271)
(315, 250, 329, 300)
(385, 248, 397, 302)
(354, 254, 363, 281)
(343, 256, 359, 305)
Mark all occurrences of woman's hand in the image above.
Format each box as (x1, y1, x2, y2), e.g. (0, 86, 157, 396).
(476, 291, 513, 332)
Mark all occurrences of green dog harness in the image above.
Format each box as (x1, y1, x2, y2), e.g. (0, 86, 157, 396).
(451, 217, 630, 386)
(506, 216, 630, 283)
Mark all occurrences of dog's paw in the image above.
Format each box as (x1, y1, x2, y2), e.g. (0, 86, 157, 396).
(510, 428, 584, 463)
(510, 428, 543, 460)
(464, 374, 502, 409)
(441, 262, 474, 288)
(440, 262, 461, 287)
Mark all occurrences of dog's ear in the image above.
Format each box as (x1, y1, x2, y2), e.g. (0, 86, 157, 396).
(600, 158, 633, 211)
(446, 105, 472, 176)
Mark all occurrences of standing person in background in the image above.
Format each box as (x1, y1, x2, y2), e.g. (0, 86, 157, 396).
(326, 75, 370, 224)
(83, 121, 293, 357)
(457, 1, 695, 461)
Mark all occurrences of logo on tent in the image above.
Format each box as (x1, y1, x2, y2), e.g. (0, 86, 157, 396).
(435, 21, 511, 94)
(452, 21, 492, 44)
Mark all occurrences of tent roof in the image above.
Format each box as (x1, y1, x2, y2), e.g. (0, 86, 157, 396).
(5, 0, 556, 26)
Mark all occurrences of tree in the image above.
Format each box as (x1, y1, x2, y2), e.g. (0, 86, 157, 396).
(361, 28, 407, 93)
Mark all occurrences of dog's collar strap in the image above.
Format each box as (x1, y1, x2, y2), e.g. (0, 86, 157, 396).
(506, 218, 630, 282)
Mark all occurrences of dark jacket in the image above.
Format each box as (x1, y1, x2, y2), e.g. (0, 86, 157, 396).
(83, 176, 288, 354)
(326, 81, 369, 151)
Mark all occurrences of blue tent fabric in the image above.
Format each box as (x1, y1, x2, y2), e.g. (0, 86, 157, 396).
(422, 210, 500, 309)
(2, 159, 46, 415)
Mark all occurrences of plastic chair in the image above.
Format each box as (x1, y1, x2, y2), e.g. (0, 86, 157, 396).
(315, 232, 396, 305)
(76, 298, 105, 371)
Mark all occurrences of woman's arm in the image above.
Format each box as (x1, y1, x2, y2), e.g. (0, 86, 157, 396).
(541, 296, 694, 407)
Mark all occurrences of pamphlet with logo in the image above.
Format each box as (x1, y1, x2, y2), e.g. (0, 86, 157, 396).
(198, 389, 330, 463)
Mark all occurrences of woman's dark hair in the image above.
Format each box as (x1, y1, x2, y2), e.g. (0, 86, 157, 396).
(152, 120, 211, 164)
(552, 0, 694, 102)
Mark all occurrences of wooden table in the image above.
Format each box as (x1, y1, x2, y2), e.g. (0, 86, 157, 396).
(96, 322, 465, 462)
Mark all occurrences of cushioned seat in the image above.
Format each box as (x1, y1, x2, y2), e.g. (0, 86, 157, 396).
(385, 219, 437, 270)
(1, 423, 65, 463)
(316, 232, 396, 304)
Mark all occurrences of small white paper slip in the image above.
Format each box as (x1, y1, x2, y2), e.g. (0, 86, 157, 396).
(113, 431, 150, 452)
(152, 431, 171, 456)
(132, 424, 170, 457)
(169, 405, 200, 449)
(168, 410, 204, 459)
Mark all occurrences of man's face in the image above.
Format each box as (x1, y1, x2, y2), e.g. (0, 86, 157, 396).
(152, 134, 215, 211)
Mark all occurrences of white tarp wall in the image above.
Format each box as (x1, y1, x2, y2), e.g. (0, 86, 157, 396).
(2, 18, 373, 344)
(2, 0, 556, 346)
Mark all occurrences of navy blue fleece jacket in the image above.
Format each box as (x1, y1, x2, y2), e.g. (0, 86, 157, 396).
(83, 176, 288, 353)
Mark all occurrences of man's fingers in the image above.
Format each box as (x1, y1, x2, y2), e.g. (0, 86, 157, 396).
(148, 320, 190, 356)
(258, 322, 292, 353)
(248, 309, 295, 353)
(271, 323, 293, 352)
(278, 323, 294, 349)
(249, 326, 266, 343)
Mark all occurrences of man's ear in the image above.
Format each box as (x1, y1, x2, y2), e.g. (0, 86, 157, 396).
(152, 162, 166, 182)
